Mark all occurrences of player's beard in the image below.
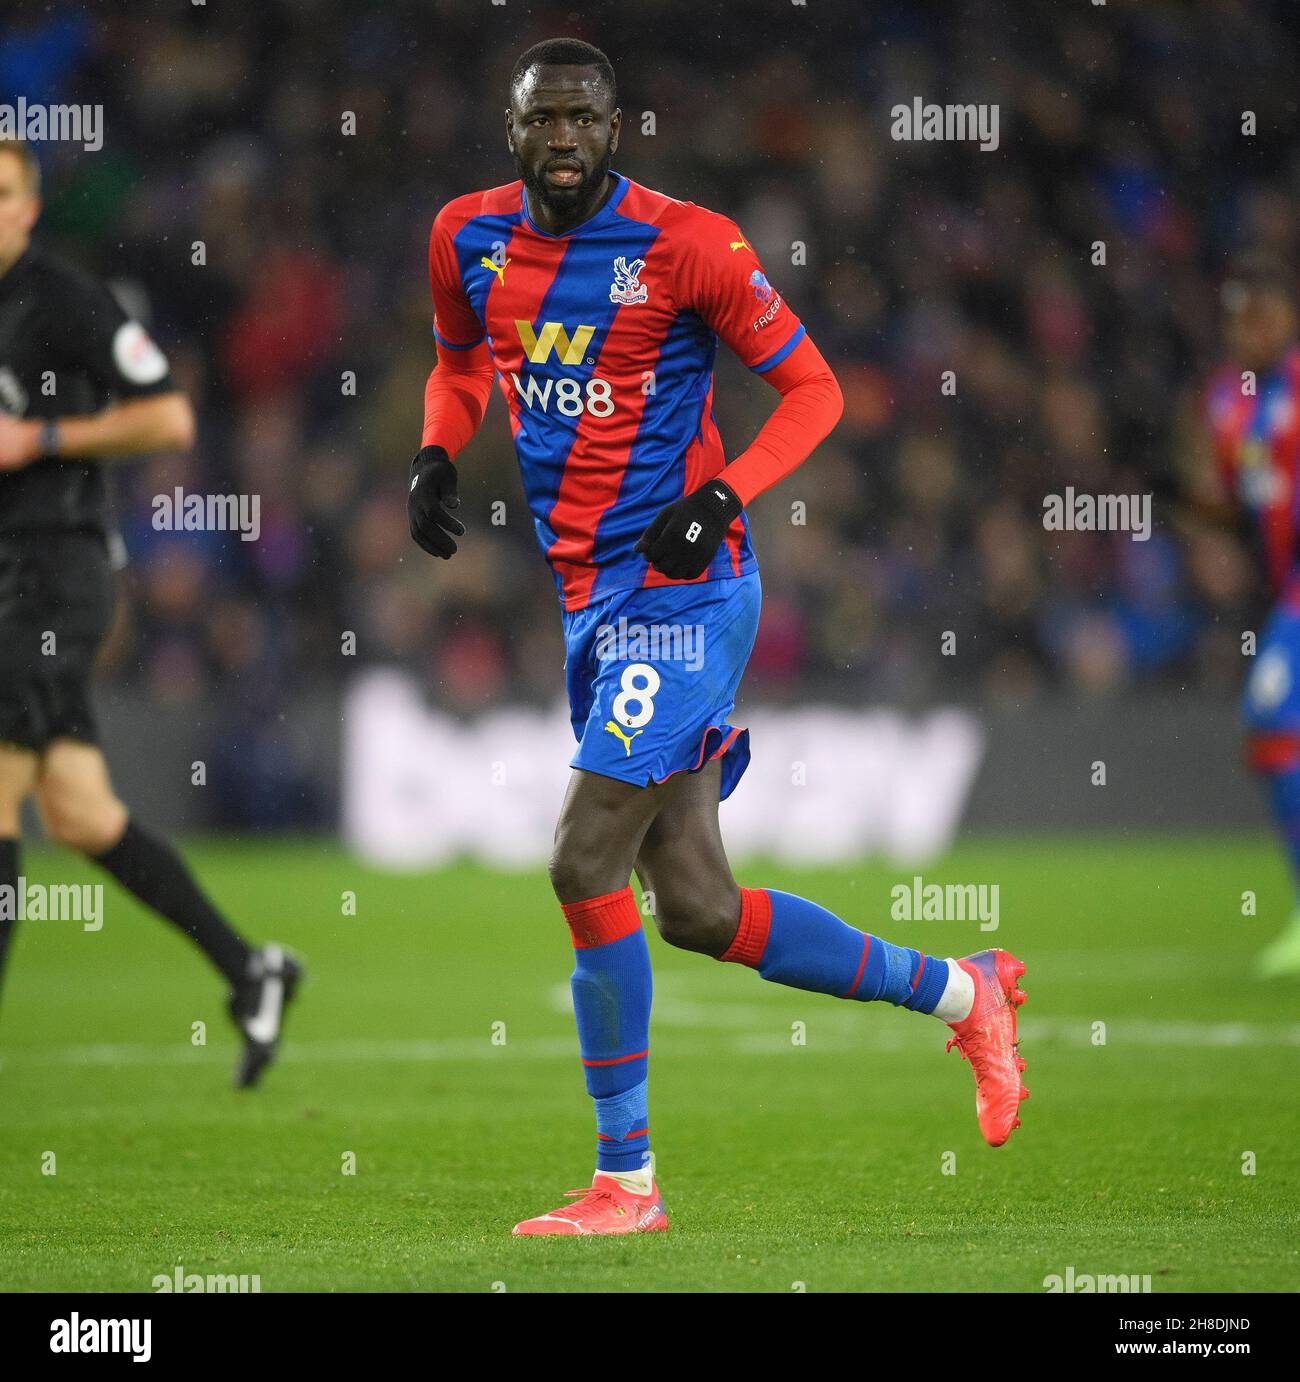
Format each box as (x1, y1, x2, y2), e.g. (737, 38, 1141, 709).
(515, 144, 613, 221)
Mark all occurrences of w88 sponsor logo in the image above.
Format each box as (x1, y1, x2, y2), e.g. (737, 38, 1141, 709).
(510, 372, 615, 417)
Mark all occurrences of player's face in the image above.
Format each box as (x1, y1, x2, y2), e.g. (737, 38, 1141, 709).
(507, 65, 620, 219)
(0, 152, 39, 270)
(1226, 287, 1296, 371)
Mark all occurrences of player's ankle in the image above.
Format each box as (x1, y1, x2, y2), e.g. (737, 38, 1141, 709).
(932, 958, 975, 1024)
(599, 1165, 655, 1196)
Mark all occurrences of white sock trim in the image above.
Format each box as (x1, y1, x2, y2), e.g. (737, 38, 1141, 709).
(598, 1166, 655, 1195)
(932, 958, 975, 1024)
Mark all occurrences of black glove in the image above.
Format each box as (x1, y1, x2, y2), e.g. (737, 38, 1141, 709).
(408, 445, 464, 558)
(634, 477, 743, 580)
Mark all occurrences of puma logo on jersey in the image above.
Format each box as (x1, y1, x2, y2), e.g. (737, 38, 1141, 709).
(604, 720, 643, 756)
(481, 256, 509, 285)
(729, 237, 751, 252)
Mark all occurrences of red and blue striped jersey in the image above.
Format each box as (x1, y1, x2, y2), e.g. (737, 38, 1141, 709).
(1207, 346, 1300, 597)
(428, 171, 806, 610)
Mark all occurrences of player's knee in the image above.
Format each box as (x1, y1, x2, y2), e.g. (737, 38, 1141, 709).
(548, 805, 634, 901)
(0, 786, 26, 837)
(546, 846, 579, 901)
(0, 751, 38, 834)
(547, 838, 609, 904)
(653, 882, 741, 957)
(38, 784, 126, 855)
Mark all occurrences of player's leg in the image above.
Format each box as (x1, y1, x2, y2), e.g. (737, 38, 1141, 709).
(512, 766, 668, 1236)
(1241, 596, 1300, 976)
(35, 739, 301, 1085)
(35, 738, 251, 976)
(631, 758, 739, 955)
(634, 757, 1028, 1147)
(636, 756, 967, 997)
(0, 536, 44, 1005)
(0, 742, 40, 1003)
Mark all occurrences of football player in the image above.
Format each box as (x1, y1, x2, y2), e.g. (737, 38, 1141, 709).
(409, 40, 1027, 1234)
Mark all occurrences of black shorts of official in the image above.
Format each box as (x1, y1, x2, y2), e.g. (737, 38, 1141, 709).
(0, 533, 115, 752)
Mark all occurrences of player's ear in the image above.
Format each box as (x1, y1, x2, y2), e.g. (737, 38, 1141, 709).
(609, 108, 621, 154)
(505, 110, 515, 154)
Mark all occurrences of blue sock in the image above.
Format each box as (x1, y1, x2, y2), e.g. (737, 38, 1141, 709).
(720, 886, 950, 1013)
(562, 888, 652, 1175)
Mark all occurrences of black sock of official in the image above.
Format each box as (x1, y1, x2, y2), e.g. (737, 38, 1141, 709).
(0, 837, 18, 999)
(92, 822, 253, 985)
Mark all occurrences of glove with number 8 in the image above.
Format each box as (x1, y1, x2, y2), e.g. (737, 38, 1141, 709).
(634, 477, 743, 580)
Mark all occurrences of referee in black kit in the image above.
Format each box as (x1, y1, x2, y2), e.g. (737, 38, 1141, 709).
(0, 138, 300, 1087)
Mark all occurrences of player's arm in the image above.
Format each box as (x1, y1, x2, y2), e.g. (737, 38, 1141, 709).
(0, 283, 191, 471)
(408, 215, 497, 559)
(715, 333, 844, 505)
(1182, 383, 1240, 526)
(635, 220, 843, 579)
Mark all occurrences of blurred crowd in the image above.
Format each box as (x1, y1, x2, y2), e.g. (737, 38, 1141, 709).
(5, 0, 1299, 731)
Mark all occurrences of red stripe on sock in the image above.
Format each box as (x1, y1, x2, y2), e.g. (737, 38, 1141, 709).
(1246, 732, 1300, 774)
(596, 1127, 649, 1142)
(580, 1048, 649, 1068)
(562, 887, 643, 949)
(719, 887, 772, 967)
(910, 954, 926, 992)
(841, 933, 870, 998)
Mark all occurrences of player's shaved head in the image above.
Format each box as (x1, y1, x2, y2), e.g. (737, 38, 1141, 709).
(506, 39, 621, 234)
(510, 38, 616, 108)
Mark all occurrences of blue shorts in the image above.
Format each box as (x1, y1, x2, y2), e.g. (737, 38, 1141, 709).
(563, 571, 761, 799)
(1242, 596, 1300, 733)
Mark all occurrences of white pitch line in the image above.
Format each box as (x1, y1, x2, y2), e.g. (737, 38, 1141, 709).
(1022, 1017, 1300, 1047)
(2, 1016, 1299, 1071)
(0, 1037, 578, 1068)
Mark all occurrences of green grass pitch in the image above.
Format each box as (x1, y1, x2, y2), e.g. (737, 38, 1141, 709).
(0, 836, 1297, 1292)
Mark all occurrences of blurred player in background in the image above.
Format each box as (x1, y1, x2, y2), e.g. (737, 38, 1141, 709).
(408, 39, 1030, 1236)
(0, 138, 301, 1085)
(1201, 255, 1300, 977)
